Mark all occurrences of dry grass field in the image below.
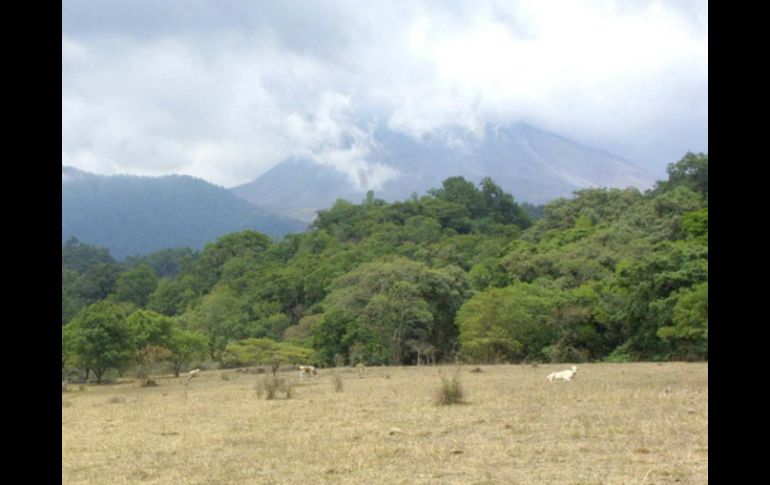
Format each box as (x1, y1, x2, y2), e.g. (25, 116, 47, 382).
(62, 363, 707, 484)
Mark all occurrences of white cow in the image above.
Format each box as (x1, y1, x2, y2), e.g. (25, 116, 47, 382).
(298, 365, 319, 379)
(547, 365, 578, 382)
(187, 368, 201, 381)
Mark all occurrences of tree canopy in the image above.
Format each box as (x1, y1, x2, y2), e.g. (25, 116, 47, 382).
(62, 159, 708, 379)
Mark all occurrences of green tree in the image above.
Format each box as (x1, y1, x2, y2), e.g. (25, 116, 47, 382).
(429, 176, 485, 218)
(114, 264, 159, 307)
(190, 231, 273, 293)
(315, 258, 469, 365)
(62, 268, 81, 324)
(658, 152, 708, 197)
(221, 338, 313, 368)
(681, 208, 708, 244)
(657, 282, 708, 360)
(62, 237, 115, 273)
(70, 263, 122, 305)
(283, 314, 322, 348)
(124, 247, 195, 278)
(147, 275, 199, 316)
(479, 177, 531, 227)
(62, 301, 135, 383)
(166, 328, 209, 376)
(126, 309, 174, 349)
(457, 283, 562, 363)
(185, 285, 255, 356)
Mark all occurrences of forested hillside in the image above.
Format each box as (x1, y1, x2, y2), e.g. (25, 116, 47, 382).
(62, 167, 307, 259)
(62, 153, 707, 381)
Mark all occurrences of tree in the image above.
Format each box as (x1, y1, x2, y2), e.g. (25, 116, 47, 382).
(283, 314, 323, 348)
(62, 237, 115, 273)
(62, 301, 135, 383)
(62, 268, 81, 324)
(126, 309, 174, 349)
(479, 177, 531, 227)
(184, 285, 254, 356)
(190, 231, 274, 293)
(430, 176, 485, 218)
(657, 282, 708, 360)
(601, 240, 708, 360)
(166, 328, 209, 376)
(114, 264, 159, 307)
(147, 275, 199, 316)
(314, 258, 469, 365)
(124, 247, 195, 278)
(220, 338, 313, 369)
(124, 310, 175, 378)
(660, 152, 708, 197)
(457, 283, 562, 363)
(70, 263, 122, 305)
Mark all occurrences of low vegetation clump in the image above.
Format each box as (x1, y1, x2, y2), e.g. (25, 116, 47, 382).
(331, 371, 344, 392)
(256, 374, 294, 400)
(435, 369, 465, 405)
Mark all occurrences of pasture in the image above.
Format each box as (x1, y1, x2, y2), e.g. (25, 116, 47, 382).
(62, 363, 707, 484)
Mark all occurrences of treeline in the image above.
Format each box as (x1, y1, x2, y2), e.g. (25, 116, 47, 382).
(62, 153, 707, 379)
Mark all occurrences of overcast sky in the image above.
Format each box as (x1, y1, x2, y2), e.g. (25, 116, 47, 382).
(62, 0, 707, 188)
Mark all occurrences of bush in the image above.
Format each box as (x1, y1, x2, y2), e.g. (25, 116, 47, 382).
(604, 346, 634, 363)
(544, 344, 588, 364)
(435, 369, 465, 405)
(256, 374, 295, 400)
(331, 371, 344, 392)
(222, 338, 314, 369)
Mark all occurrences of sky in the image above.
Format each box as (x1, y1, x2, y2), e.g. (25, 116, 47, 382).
(62, 0, 708, 188)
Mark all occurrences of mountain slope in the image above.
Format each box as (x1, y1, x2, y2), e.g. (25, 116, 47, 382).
(62, 167, 307, 259)
(231, 123, 657, 221)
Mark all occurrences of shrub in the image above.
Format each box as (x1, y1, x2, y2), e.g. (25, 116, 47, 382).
(604, 346, 634, 363)
(331, 371, 344, 392)
(544, 344, 588, 364)
(435, 369, 465, 405)
(256, 374, 295, 400)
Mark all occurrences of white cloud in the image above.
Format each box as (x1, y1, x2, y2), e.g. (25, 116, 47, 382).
(62, 0, 707, 185)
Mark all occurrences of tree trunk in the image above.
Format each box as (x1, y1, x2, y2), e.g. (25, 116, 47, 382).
(95, 368, 104, 384)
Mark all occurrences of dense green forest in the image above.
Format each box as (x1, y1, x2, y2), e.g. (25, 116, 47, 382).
(62, 153, 707, 381)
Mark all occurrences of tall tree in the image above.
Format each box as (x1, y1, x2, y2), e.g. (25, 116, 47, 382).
(656, 152, 708, 197)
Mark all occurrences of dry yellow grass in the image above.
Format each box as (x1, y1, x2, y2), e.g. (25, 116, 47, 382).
(62, 363, 707, 484)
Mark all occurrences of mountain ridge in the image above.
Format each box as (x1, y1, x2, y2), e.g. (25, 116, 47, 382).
(231, 122, 657, 221)
(62, 167, 307, 259)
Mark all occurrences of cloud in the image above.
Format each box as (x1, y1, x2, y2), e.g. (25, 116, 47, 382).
(62, 0, 707, 185)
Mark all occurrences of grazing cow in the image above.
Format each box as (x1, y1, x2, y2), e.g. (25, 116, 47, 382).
(547, 365, 578, 382)
(298, 365, 319, 379)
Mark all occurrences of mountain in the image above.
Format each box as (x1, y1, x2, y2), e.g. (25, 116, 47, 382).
(231, 123, 657, 222)
(62, 167, 307, 259)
